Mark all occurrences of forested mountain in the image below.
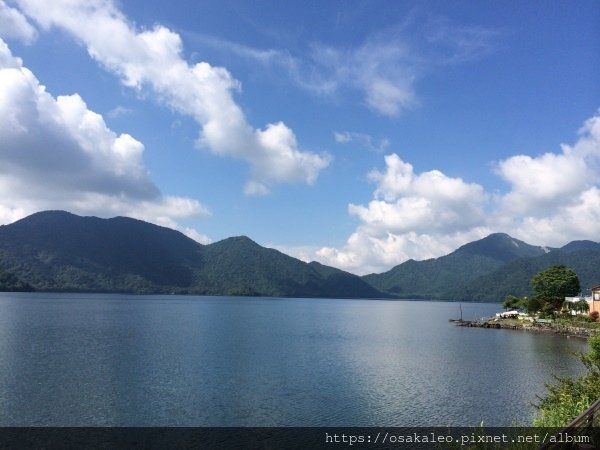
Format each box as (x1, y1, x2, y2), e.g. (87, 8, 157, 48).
(0, 211, 385, 298)
(0, 268, 32, 292)
(362, 233, 550, 299)
(449, 248, 600, 302)
(1, 211, 598, 302)
(362, 233, 600, 302)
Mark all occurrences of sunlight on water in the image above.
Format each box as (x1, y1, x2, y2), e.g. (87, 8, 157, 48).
(0, 293, 587, 426)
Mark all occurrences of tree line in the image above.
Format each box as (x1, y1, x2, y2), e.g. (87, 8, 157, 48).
(502, 265, 586, 318)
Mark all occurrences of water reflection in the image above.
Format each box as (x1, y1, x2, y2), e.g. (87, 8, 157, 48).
(0, 294, 588, 426)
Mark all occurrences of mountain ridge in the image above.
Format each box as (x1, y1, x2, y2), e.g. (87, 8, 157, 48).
(362, 232, 552, 299)
(362, 234, 600, 302)
(0, 210, 386, 298)
(1, 210, 598, 302)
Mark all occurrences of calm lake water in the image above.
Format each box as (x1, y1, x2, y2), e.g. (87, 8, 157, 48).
(0, 293, 588, 426)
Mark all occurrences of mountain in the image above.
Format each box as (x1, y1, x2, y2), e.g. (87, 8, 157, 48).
(362, 233, 549, 299)
(452, 248, 600, 302)
(0, 211, 386, 298)
(194, 235, 385, 297)
(2, 211, 598, 301)
(560, 240, 600, 253)
(0, 211, 203, 292)
(0, 268, 32, 292)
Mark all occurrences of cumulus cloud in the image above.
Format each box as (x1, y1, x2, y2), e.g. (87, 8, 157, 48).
(314, 154, 490, 274)
(494, 113, 600, 245)
(0, 0, 36, 44)
(311, 112, 600, 274)
(496, 150, 588, 214)
(0, 38, 209, 241)
(316, 228, 490, 276)
(14, 0, 330, 194)
(362, 154, 487, 231)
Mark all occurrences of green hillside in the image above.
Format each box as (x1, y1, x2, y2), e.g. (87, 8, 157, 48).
(363, 233, 549, 299)
(0, 211, 385, 298)
(1, 211, 597, 301)
(451, 249, 600, 302)
(0, 268, 32, 292)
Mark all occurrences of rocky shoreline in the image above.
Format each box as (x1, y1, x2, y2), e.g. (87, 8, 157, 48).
(455, 319, 598, 338)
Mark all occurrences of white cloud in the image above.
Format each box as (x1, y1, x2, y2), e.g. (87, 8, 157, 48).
(14, 0, 330, 194)
(0, 38, 210, 241)
(496, 151, 588, 214)
(507, 187, 600, 247)
(313, 153, 489, 274)
(189, 18, 500, 118)
(243, 181, 270, 197)
(313, 112, 600, 274)
(107, 105, 133, 119)
(494, 113, 600, 246)
(309, 38, 419, 117)
(268, 244, 318, 264)
(334, 131, 390, 153)
(364, 77, 416, 117)
(424, 18, 499, 64)
(316, 228, 490, 276)
(0, 0, 36, 44)
(497, 114, 600, 214)
(364, 154, 487, 231)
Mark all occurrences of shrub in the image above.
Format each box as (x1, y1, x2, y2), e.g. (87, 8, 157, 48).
(534, 333, 600, 426)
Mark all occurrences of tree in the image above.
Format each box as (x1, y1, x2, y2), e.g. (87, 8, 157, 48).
(535, 333, 600, 426)
(562, 299, 590, 317)
(503, 294, 526, 311)
(531, 265, 580, 312)
(527, 296, 542, 314)
(575, 299, 590, 315)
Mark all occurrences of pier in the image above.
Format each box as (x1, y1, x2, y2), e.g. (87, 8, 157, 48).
(454, 317, 597, 338)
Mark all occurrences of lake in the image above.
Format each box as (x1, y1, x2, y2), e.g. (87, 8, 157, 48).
(0, 293, 588, 426)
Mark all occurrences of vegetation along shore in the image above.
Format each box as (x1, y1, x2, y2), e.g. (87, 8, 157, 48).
(454, 265, 600, 338)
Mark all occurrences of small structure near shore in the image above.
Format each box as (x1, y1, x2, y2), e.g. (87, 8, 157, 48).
(563, 285, 600, 315)
(591, 285, 600, 313)
(496, 310, 519, 319)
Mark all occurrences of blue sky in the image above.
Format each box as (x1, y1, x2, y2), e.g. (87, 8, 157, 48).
(0, 0, 599, 274)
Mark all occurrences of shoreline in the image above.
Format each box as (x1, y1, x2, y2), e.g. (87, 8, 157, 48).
(454, 318, 597, 338)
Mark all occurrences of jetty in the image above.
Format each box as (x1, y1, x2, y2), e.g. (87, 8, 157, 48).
(455, 317, 597, 338)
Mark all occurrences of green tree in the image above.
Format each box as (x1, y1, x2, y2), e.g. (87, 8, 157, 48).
(527, 296, 542, 314)
(534, 333, 600, 426)
(562, 299, 589, 318)
(575, 299, 590, 315)
(503, 294, 526, 311)
(531, 265, 580, 312)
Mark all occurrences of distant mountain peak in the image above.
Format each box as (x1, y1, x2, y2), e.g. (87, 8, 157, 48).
(561, 240, 600, 253)
(216, 235, 260, 247)
(364, 230, 600, 301)
(227, 235, 256, 242)
(451, 233, 545, 262)
(16, 209, 77, 222)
